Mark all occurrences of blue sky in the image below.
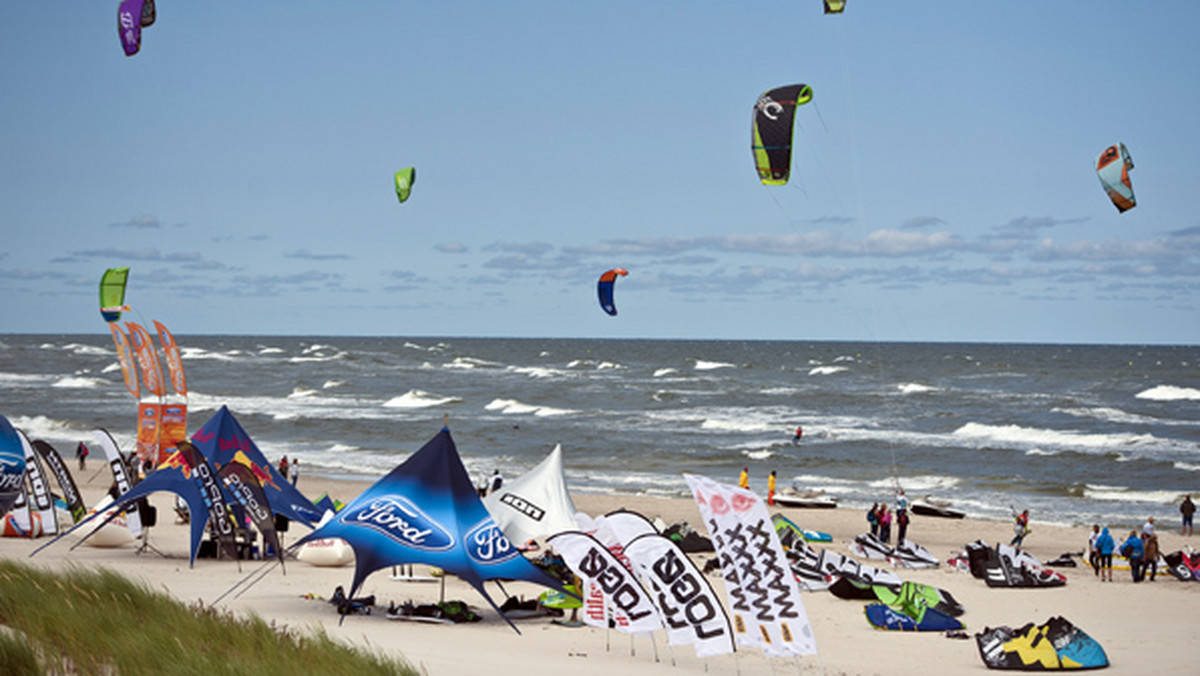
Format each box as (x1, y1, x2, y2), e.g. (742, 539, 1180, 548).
(2, 2, 1197, 344)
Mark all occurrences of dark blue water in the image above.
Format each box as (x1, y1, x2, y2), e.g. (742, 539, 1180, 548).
(1, 334, 1197, 528)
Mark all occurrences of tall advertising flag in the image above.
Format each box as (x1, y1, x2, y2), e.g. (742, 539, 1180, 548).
(108, 323, 141, 399)
(684, 473, 817, 658)
(153, 321, 189, 454)
(126, 322, 165, 463)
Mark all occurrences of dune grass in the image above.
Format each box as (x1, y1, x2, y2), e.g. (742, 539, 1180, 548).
(0, 560, 419, 675)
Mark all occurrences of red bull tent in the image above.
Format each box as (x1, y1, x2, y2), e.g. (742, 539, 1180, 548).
(189, 406, 323, 527)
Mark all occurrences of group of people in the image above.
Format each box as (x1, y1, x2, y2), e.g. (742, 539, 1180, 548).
(1088, 517, 1161, 582)
(478, 469, 504, 497)
(866, 490, 910, 545)
(736, 467, 779, 505)
(276, 456, 300, 486)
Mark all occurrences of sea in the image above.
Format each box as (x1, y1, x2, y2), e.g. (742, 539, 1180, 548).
(1, 334, 1198, 531)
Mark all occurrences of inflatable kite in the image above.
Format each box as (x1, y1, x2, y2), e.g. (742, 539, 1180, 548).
(824, 0, 846, 13)
(752, 84, 812, 185)
(99, 267, 130, 322)
(1096, 143, 1135, 213)
(394, 167, 415, 204)
(117, 0, 155, 57)
(597, 268, 627, 316)
(976, 617, 1109, 670)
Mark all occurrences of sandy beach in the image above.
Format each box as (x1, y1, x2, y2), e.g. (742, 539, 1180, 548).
(4, 471, 1198, 675)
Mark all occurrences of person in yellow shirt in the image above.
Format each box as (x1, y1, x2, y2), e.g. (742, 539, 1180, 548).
(767, 470, 777, 505)
(738, 466, 749, 489)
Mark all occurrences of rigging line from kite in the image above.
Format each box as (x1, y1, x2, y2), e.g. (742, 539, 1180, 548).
(213, 557, 284, 606)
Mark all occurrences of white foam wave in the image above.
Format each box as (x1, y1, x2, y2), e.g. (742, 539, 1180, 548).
(897, 383, 936, 394)
(700, 418, 778, 434)
(508, 365, 573, 379)
(258, 347, 285, 355)
(445, 357, 502, 370)
(179, 347, 239, 361)
(323, 380, 347, 389)
(743, 449, 774, 460)
(694, 360, 735, 371)
(383, 390, 463, 409)
(52, 376, 107, 389)
(288, 387, 319, 399)
(809, 366, 849, 376)
(954, 422, 1156, 452)
(61, 343, 111, 356)
(653, 368, 678, 377)
(0, 372, 53, 386)
(8, 415, 81, 444)
(869, 474, 960, 492)
(596, 361, 622, 370)
(1082, 485, 1187, 504)
(100, 363, 122, 374)
(329, 443, 360, 453)
(484, 398, 576, 417)
(1054, 406, 1156, 425)
(1137, 385, 1200, 401)
(1025, 448, 1060, 457)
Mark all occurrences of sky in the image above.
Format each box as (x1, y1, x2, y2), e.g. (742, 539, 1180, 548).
(2, 2, 1198, 344)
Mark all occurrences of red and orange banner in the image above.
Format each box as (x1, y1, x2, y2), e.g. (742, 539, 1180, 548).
(125, 322, 165, 398)
(153, 320, 188, 397)
(136, 402, 163, 464)
(159, 403, 188, 457)
(108, 323, 140, 399)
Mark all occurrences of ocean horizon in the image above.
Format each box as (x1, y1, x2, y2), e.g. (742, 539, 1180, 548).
(2, 333, 1197, 532)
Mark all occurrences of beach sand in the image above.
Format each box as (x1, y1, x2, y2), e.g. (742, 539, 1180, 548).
(4, 471, 1198, 675)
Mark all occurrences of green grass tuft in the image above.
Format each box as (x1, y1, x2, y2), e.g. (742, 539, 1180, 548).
(0, 561, 419, 676)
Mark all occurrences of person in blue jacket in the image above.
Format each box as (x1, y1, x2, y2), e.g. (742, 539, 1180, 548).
(1120, 529, 1145, 582)
(1095, 526, 1115, 582)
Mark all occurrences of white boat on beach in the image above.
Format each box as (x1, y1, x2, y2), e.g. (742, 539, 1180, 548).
(774, 486, 838, 509)
(909, 496, 966, 519)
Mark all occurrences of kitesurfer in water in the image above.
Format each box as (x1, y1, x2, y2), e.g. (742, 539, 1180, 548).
(792, 426, 803, 444)
(767, 470, 777, 505)
(738, 467, 749, 490)
(489, 469, 504, 495)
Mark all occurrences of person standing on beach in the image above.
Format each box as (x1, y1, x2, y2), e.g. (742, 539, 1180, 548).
(1121, 530, 1145, 582)
(1096, 526, 1115, 582)
(1142, 516, 1156, 538)
(278, 455, 289, 479)
(895, 489, 908, 514)
(1143, 531, 1160, 581)
(767, 470, 777, 506)
(867, 504, 879, 537)
(1182, 495, 1196, 536)
(896, 508, 910, 544)
(738, 467, 749, 490)
(1087, 525, 1102, 576)
(290, 459, 299, 486)
(76, 441, 88, 470)
(1010, 509, 1030, 548)
(489, 470, 504, 495)
(879, 505, 892, 543)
